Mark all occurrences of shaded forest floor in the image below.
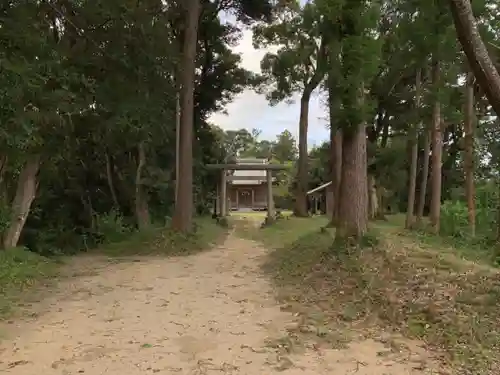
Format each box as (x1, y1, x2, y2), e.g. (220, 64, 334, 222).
(0, 214, 496, 374)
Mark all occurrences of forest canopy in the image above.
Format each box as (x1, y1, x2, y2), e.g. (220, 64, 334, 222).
(0, 0, 500, 254)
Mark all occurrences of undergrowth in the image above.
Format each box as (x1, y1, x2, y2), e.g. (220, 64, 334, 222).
(381, 214, 499, 266)
(0, 248, 58, 319)
(255, 216, 500, 375)
(96, 217, 228, 257)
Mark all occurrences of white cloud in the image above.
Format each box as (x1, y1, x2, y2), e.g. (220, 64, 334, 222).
(208, 26, 329, 147)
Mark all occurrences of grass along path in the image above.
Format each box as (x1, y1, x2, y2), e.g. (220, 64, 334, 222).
(241, 214, 500, 375)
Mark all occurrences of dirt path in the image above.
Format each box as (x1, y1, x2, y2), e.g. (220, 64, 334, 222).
(0, 234, 441, 374)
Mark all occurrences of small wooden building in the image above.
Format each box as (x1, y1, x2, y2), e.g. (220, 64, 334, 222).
(208, 159, 287, 220)
(227, 158, 275, 211)
(306, 181, 334, 215)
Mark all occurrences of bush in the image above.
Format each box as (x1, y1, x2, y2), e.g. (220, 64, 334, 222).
(95, 210, 133, 244)
(98, 217, 227, 257)
(438, 182, 499, 264)
(440, 182, 498, 245)
(439, 200, 470, 239)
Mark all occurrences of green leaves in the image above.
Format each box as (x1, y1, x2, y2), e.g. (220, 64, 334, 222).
(0, 0, 277, 253)
(254, 1, 329, 103)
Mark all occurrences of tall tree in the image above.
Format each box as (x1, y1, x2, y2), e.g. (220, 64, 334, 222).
(429, 57, 443, 233)
(334, 0, 380, 241)
(405, 68, 422, 229)
(273, 130, 298, 162)
(172, 0, 202, 232)
(254, 2, 328, 217)
(463, 70, 476, 236)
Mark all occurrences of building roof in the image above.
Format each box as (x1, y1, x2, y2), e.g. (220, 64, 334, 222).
(231, 158, 270, 185)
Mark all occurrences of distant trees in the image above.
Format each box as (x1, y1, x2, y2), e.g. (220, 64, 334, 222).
(0, 0, 273, 250)
(254, 2, 328, 216)
(2, 0, 500, 252)
(250, 0, 500, 247)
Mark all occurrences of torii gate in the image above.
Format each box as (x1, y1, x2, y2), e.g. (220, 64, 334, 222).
(206, 162, 288, 221)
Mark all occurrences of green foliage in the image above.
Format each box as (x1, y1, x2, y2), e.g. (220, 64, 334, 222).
(439, 200, 471, 239)
(0, 1, 274, 254)
(98, 217, 228, 257)
(436, 183, 499, 262)
(254, 1, 329, 104)
(95, 211, 133, 245)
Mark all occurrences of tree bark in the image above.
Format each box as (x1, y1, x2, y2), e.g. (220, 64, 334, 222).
(449, 0, 500, 116)
(380, 119, 390, 148)
(336, 124, 368, 241)
(172, 0, 201, 232)
(293, 38, 328, 218)
(464, 70, 476, 236)
(2, 156, 40, 249)
(429, 58, 443, 233)
(405, 68, 422, 229)
(0, 156, 6, 186)
(327, 74, 342, 225)
(105, 152, 120, 209)
(497, 179, 500, 243)
(367, 173, 378, 220)
(293, 93, 310, 217)
(0, 155, 7, 205)
(416, 129, 430, 224)
(135, 142, 150, 230)
(175, 92, 181, 203)
(332, 130, 342, 224)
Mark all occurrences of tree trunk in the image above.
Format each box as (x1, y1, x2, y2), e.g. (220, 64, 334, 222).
(172, 0, 201, 232)
(367, 173, 378, 220)
(429, 58, 443, 234)
(497, 179, 500, 243)
(464, 70, 476, 236)
(0, 156, 6, 187)
(336, 125, 368, 241)
(105, 152, 120, 209)
(175, 92, 181, 203)
(405, 68, 422, 229)
(0, 155, 7, 205)
(416, 129, 430, 224)
(135, 142, 150, 230)
(328, 75, 342, 225)
(293, 93, 310, 217)
(2, 156, 40, 249)
(332, 130, 342, 224)
(449, 0, 500, 116)
(333, 130, 342, 221)
(380, 120, 390, 148)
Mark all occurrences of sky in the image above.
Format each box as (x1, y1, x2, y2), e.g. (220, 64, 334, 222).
(207, 16, 329, 148)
